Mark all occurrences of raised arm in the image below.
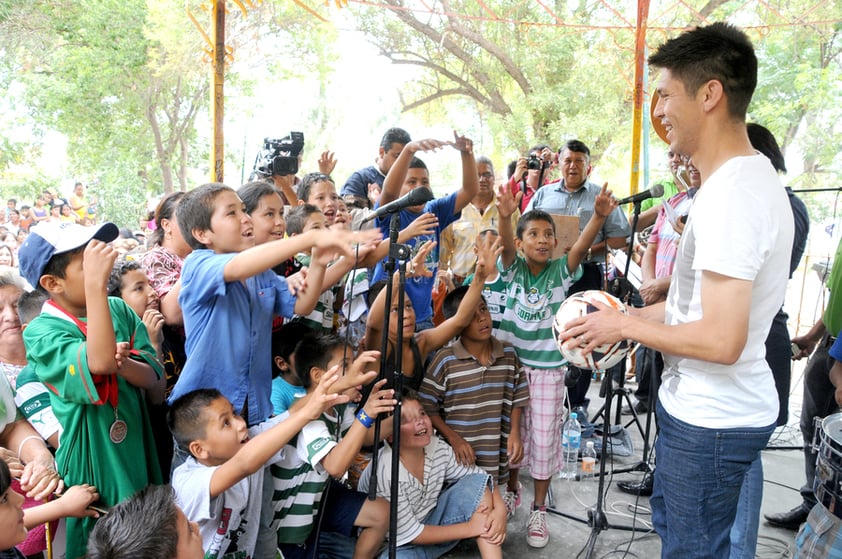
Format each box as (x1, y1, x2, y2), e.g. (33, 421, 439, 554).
(209, 373, 348, 498)
(84, 241, 120, 375)
(566, 183, 617, 273)
(319, 380, 395, 478)
(380, 139, 450, 207)
(495, 183, 521, 269)
(418, 238, 502, 354)
(451, 132, 478, 212)
(223, 228, 380, 283)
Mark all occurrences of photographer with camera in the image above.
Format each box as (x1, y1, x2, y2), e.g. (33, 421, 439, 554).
(251, 132, 306, 206)
(505, 144, 555, 212)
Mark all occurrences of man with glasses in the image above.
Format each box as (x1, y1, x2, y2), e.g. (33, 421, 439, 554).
(440, 156, 519, 286)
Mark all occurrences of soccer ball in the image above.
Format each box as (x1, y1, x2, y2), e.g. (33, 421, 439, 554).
(552, 290, 631, 371)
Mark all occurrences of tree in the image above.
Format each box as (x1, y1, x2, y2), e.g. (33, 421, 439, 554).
(0, 0, 211, 225)
(347, 0, 842, 193)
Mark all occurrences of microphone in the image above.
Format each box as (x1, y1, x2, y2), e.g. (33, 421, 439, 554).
(362, 187, 435, 223)
(615, 183, 665, 206)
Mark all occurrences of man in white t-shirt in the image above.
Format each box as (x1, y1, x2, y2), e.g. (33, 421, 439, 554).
(560, 23, 793, 559)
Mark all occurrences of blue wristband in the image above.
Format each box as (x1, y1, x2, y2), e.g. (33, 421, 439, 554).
(356, 410, 374, 429)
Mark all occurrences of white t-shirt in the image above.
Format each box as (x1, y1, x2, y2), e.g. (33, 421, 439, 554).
(660, 154, 793, 429)
(173, 413, 289, 558)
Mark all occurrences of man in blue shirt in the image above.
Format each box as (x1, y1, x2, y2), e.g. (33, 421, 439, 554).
(341, 127, 411, 202)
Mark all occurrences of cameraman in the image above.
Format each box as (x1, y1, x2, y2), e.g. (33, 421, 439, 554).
(506, 144, 556, 212)
(251, 134, 306, 206)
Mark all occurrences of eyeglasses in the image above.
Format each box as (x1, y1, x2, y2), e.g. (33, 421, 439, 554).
(478, 172, 494, 180)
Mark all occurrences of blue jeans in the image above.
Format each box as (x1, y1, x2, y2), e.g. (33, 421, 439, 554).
(651, 401, 774, 559)
(729, 455, 763, 559)
(378, 473, 489, 559)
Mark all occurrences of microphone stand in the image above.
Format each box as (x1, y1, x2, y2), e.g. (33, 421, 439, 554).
(606, 200, 656, 474)
(547, 210, 648, 556)
(365, 212, 410, 559)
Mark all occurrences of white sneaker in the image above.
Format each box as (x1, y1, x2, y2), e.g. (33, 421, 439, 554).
(502, 482, 522, 519)
(526, 506, 549, 548)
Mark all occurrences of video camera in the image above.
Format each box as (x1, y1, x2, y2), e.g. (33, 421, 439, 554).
(253, 132, 305, 178)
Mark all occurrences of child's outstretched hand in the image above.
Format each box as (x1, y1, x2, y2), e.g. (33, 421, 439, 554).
(451, 131, 474, 154)
(344, 350, 380, 389)
(405, 138, 450, 156)
(57, 484, 100, 519)
(409, 240, 436, 279)
(302, 372, 350, 420)
(495, 183, 521, 219)
(400, 213, 438, 242)
(474, 237, 502, 280)
(595, 182, 618, 218)
(318, 150, 337, 176)
(361, 379, 396, 420)
(313, 229, 382, 259)
(84, 240, 118, 290)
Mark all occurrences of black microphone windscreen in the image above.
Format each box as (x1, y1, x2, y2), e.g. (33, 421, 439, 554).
(408, 187, 435, 205)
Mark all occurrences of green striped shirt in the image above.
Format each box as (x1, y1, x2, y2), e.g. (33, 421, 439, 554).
(496, 254, 581, 369)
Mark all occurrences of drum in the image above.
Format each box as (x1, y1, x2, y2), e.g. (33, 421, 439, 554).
(813, 413, 842, 518)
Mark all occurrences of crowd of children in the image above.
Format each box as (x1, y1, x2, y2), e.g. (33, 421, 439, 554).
(0, 130, 624, 559)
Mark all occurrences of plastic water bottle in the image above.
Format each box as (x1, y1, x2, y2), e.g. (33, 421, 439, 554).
(581, 441, 597, 482)
(560, 412, 581, 479)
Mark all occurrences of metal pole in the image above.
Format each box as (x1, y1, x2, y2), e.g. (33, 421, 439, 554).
(628, 0, 651, 195)
(211, 0, 225, 182)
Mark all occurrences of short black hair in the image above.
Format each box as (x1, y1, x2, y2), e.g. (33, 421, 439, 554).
(648, 22, 756, 120)
(441, 285, 486, 320)
(41, 245, 86, 285)
(380, 127, 411, 151)
(86, 485, 179, 559)
(747, 123, 787, 174)
(238, 180, 281, 215)
(293, 332, 346, 389)
(272, 320, 311, 377)
(506, 159, 518, 180)
(107, 259, 142, 297)
(366, 279, 388, 309)
(177, 183, 235, 251)
(562, 140, 590, 159)
(17, 289, 48, 325)
(285, 204, 322, 236)
(408, 157, 427, 171)
(0, 450, 10, 496)
(167, 388, 225, 452)
(296, 173, 335, 204)
(516, 209, 556, 239)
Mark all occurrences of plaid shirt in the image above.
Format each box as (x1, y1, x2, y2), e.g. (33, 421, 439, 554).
(439, 194, 519, 279)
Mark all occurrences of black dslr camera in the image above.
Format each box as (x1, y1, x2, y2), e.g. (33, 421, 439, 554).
(526, 152, 545, 170)
(254, 132, 305, 177)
